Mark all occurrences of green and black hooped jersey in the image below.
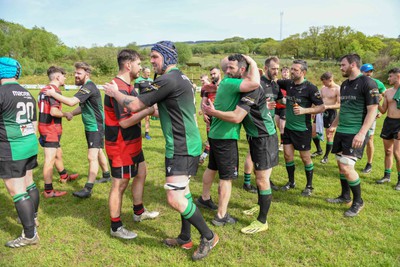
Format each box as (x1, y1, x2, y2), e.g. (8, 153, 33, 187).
(74, 80, 104, 133)
(260, 76, 282, 118)
(238, 86, 277, 137)
(0, 82, 38, 161)
(278, 79, 323, 131)
(337, 75, 379, 134)
(134, 76, 154, 95)
(138, 68, 201, 158)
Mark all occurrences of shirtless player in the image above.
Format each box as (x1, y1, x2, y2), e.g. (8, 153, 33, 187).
(319, 72, 340, 164)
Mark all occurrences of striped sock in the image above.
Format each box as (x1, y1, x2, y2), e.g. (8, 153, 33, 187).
(244, 173, 251, 185)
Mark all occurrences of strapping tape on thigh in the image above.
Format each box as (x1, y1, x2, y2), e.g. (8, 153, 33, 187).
(164, 178, 190, 191)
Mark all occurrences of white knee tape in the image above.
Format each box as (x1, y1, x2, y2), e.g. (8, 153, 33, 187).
(164, 178, 190, 191)
(339, 156, 356, 166)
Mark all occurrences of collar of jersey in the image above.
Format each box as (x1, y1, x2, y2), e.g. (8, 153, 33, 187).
(166, 67, 179, 74)
(1, 81, 19, 85)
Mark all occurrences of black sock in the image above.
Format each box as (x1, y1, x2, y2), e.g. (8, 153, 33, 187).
(349, 178, 362, 203)
(13, 193, 35, 238)
(102, 172, 111, 179)
(257, 190, 272, 224)
(84, 183, 94, 192)
(313, 137, 322, 152)
(111, 217, 123, 232)
(182, 202, 213, 240)
(339, 174, 351, 199)
(133, 203, 144, 216)
(178, 215, 191, 242)
(44, 183, 53, 193)
(286, 161, 295, 184)
(58, 169, 67, 176)
(305, 163, 314, 188)
(324, 143, 333, 158)
(26, 183, 39, 216)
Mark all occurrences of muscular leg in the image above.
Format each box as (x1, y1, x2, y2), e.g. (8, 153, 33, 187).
(43, 147, 57, 185)
(201, 168, 216, 201)
(165, 175, 213, 240)
(216, 179, 232, 219)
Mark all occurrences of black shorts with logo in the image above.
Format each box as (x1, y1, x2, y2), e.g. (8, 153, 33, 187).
(332, 132, 368, 159)
(0, 155, 38, 179)
(248, 134, 279, 170)
(323, 109, 337, 128)
(85, 131, 104, 149)
(109, 150, 145, 179)
(380, 117, 400, 140)
(282, 128, 312, 151)
(165, 155, 199, 177)
(208, 138, 238, 180)
(275, 108, 286, 120)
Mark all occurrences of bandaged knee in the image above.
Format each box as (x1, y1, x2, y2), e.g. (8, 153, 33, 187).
(164, 178, 190, 191)
(336, 154, 356, 166)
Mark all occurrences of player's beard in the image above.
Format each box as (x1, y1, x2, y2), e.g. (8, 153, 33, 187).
(341, 67, 351, 78)
(75, 78, 84, 86)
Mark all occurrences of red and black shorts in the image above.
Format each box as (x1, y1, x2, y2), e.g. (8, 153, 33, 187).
(109, 151, 145, 179)
(39, 134, 61, 148)
(208, 138, 238, 180)
(0, 155, 38, 179)
(248, 134, 279, 170)
(332, 132, 368, 159)
(282, 128, 312, 151)
(165, 155, 199, 177)
(85, 131, 104, 149)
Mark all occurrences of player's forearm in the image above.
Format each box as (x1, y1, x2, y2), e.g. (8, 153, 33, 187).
(51, 93, 79, 107)
(209, 110, 242, 123)
(120, 108, 154, 128)
(71, 107, 81, 116)
(324, 103, 340, 110)
(303, 104, 325, 115)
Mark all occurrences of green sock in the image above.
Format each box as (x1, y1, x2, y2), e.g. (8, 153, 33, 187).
(244, 173, 251, 185)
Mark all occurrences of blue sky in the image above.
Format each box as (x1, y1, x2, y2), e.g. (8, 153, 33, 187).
(1, 0, 399, 48)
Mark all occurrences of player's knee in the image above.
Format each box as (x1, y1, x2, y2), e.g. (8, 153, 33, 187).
(336, 155, 356, 167)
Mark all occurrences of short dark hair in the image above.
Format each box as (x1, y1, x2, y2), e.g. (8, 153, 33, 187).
(228, 54, 248, 70)
(292, 59, 308, 71)
(209, 67, 220, 72)
(388, 67, 400, 74)
(265, 56, 279, 67)
(47, 66, 66, 79)
(340, 53, 361, 68)
(117, 49, 140, 70)
(74, 62, 92, 73)
(320, 72, 333, 80)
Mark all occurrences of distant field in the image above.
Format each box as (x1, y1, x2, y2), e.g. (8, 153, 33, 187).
(0, 90, 399, 266)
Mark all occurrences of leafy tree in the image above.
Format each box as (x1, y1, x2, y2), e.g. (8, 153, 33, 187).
(175, 42, 193, 64)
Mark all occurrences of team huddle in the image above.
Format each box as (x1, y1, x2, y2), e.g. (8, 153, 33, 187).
(1, 40, 400, 261)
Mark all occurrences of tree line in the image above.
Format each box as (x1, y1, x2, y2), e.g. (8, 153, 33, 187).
(1, 19, 399, 78)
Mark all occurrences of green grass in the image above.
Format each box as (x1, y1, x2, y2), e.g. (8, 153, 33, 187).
(0, 90, 399, 266)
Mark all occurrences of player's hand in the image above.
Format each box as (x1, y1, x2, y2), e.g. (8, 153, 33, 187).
(327, 126, 336, 136)
(147, 106, 155, 115)
(65, 112, 73, 121)
(376, 112, 382, 119)
(293, 104, 304, 115)
(203, 114, 210, 124)
(103, 80, 119, 97)
(266, 98, 276, 110)
(202, 99, 216, 116)
(352, 132, 366, 148)
(44, 87, 56, 96)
